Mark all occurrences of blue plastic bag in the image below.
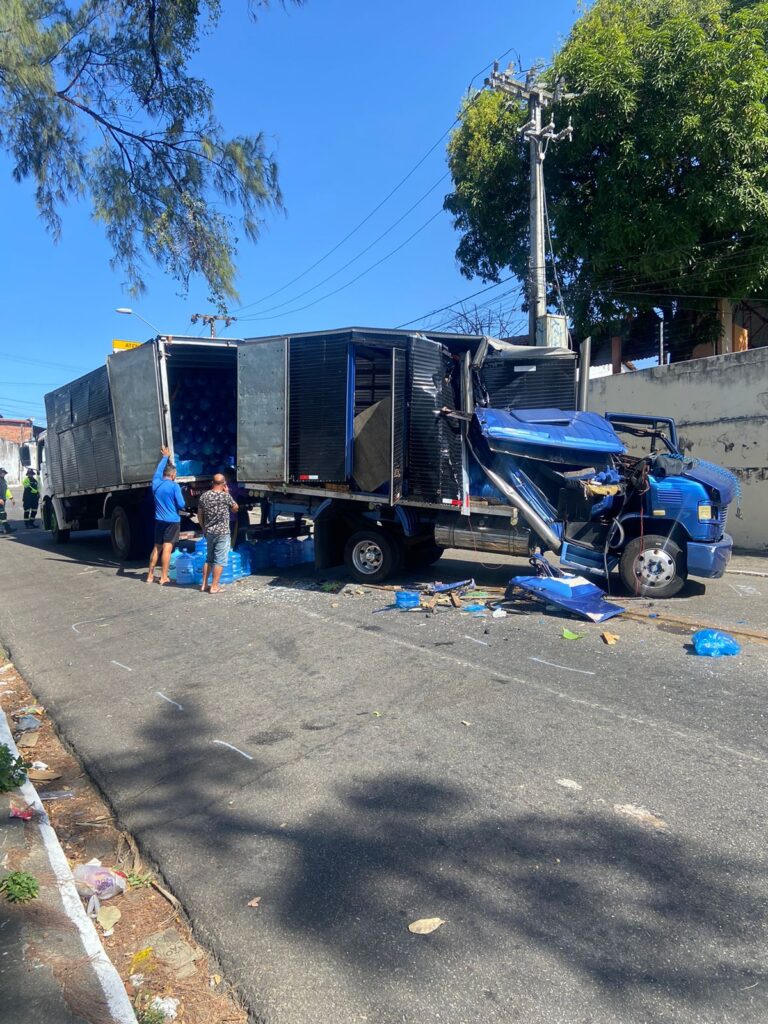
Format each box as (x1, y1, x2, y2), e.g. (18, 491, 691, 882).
(691, 629, 741, 657)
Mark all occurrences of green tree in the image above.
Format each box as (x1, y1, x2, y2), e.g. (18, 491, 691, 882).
(445, 0, 768, 344)
(0, 0, 302, 305)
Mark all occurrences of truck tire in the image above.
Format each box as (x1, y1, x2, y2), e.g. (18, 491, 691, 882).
(111, 505, 151, 562)
(406, 543, 445, 569)
(344, 528, 403, 584)
(619, 533, 685, 598)
(49, 505, 70, 544)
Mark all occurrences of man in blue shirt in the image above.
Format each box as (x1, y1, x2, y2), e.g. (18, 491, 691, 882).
(146, 446, 186, 585)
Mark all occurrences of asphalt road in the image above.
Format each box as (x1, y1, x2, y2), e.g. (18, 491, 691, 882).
(1, 513, 767, 1024)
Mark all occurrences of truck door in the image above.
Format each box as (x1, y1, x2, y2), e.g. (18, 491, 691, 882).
(237, 338, 288, 482)
(107, 341, 169, 484)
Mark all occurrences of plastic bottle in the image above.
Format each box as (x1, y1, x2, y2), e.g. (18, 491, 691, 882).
(273, 539, 291, 568)
(175, 553, 195, 586)
(303, 537, 315, 565)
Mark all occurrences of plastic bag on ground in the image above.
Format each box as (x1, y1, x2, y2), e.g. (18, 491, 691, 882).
(73, 862, 127, 916)
(691, 629, 741, 657)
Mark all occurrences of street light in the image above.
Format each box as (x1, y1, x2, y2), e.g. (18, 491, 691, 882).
(115, 307, 164, 336)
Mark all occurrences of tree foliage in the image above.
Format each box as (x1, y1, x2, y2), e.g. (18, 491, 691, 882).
(445, 0, 768, 337)
(0, 0, 301, 305)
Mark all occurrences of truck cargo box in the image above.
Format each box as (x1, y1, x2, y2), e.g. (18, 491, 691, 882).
(44, 337, 238, 495)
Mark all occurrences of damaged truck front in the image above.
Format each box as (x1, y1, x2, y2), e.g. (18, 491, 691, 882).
(237, 329, 738, 598)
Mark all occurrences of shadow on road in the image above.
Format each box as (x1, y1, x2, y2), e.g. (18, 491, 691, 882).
(94, 699, 766, 1022)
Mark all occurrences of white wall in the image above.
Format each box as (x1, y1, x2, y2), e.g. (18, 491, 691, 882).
(588, 348, 768, 552)
(0, 439, 23, 485)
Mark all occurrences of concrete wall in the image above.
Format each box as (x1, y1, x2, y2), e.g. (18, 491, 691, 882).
(0, 439, 23, 485)
(588, 348, 768, 552)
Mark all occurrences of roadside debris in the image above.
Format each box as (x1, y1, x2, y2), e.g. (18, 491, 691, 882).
(561, 628, 583, 641)
(691, 628, 741, 657)
(13, 713, 41, 733)
(149, 995, 180, 1020)
(614, 803, 668, 831)
(601, 631, 620, 645)
(556, 778, 583, 791)
(97, 904, 122, 936)
(408, 917, 446, 935)
(9, 799, 35, 820)
(247, 896, 261, 908)
(73, 860, 127, 916)
(146, 927, 203, 979)
(507, 574, 625, 623)
(27, 766, 62, 782)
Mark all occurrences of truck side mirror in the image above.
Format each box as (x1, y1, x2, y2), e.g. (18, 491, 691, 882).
(19, 444, 31, 468)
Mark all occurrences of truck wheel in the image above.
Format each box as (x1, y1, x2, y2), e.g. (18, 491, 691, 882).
(111, 506, 151, 562)
(344, 528, 402, 584)
(619, 534, 685, 598)
(406, 543, 445, 569)
(50, 505, 70, 544)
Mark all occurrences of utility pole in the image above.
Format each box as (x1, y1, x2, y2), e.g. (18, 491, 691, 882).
(659, 319, 665, 366)
(486, 64, 575, 344)
(190, 313, 236, 338)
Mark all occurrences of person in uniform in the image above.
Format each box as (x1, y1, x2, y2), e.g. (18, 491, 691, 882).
(0, 468, 14, 535)
(22, 468, 40, 528)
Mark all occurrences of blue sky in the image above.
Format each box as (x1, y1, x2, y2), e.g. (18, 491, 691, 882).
(0, 0, 580, 423)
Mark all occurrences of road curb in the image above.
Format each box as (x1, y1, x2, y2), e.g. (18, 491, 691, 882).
(0, 708, 138, 1024)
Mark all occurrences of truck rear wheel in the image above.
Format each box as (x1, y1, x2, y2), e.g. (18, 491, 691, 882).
(406, 543, 445, 569)
(49, 504, 70, 544)
(344, 528, 402, 584)
(111, 505, 151, 562)
(619, 533, 685, 598)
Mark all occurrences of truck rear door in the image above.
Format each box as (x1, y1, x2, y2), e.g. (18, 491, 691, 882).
(237, 338, 288, 482)
(107, 341, 169, 484)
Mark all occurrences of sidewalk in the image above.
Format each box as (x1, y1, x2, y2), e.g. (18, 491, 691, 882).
(727, 552, 768, 576)
(0, 680, 137, 1024)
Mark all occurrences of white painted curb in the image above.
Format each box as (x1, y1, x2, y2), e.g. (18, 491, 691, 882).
(0, 706, 138, 1024)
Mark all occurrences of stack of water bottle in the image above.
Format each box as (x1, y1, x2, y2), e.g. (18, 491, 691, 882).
(170, 534, 315, 585)
(170, 368, 237, 477)
(170, 537, 249, 586)
(241, 536, 315, 572)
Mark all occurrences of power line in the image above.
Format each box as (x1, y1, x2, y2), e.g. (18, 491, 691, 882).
(0, 352, 87, 372)
(395, 275, 516, 329)
(249, 172, 450, 316)
(239, 209, 445, 323)
(234, 47, 519, 315)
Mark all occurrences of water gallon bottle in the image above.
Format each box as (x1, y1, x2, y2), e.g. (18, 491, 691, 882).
(237, 546, 251, 576)
(219, 555, 235, 585)
(303, 537, 315, 565)
(194, 536, 207, 556)
(192, 553, 206, 585)
(230, 551, 244, 579)
(284, 538, 299, 566)
(175, 553, 195, 586)
(168, 549, 181, 582)
(273, 539, 291, 569)
(250, 542, 267, 573)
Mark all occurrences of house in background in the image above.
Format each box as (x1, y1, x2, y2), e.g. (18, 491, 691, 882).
(0, 416, 39, 485)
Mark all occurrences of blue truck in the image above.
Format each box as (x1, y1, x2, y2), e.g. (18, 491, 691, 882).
(32, 327, 737, 598)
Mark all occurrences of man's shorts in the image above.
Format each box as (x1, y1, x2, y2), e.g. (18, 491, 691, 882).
(205, 532, 231, 567)
(154, 520, 180, 546)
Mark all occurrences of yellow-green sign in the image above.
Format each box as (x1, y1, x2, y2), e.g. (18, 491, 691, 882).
(112, 339, 141, 351)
